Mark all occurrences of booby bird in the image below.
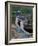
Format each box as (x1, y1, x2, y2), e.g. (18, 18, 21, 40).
(15, 10, 32, 36)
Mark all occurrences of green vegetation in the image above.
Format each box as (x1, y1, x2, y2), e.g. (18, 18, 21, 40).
(10, 5, 32, 16)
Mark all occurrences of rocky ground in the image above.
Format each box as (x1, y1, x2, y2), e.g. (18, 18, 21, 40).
(10, 24, 32, 40)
